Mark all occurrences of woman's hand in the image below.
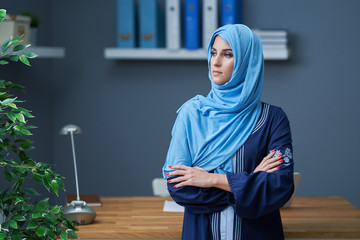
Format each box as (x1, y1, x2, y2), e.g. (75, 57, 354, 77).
(166, 165, 216, 189)
(253, 150, 283, 173)
(166, 165, 231, 191)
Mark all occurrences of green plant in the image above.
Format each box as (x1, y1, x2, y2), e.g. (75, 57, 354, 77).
(20, 12, 40, 28)
(0, 9, 78, 240)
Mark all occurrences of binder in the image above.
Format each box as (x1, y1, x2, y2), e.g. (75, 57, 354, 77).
(221, 0, 243, 26)
(202, 0, 218, 49)
(166, 0, 181, 49)
(184, 0, 200, 50)
(139, 0, 165, 48)
(116, 0, 136, 48)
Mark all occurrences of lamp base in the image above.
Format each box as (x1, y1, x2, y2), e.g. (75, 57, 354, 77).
(63, 200, 96, 225)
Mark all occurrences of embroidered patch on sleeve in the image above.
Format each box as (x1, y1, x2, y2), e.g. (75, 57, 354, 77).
(270, 148, 293, 166)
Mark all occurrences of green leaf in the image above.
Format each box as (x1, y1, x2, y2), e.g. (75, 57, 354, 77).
(45, 170, 52, 182)
(13, 178, 25, 190)
(13, 44, 27, 52)
(19, 108, 34, 118)
(37, 227, 46, 237)
(9, 40, 22, 48)
(0, 233, 6, 240)
(51, 179, 59, 196)
(24, 187, 40, 195)
(60, 230, 68, 240)
(20, 143, 35, 151)
(9, 55, 19, 62)
(42, 177, 51, 192)
(44, 213, 55, 224)
(55, 226, 63, 236)
(1, 97, 16, 106)
(39, 198, 50, 206)
(1, 222, 9, 231)
(50, 205, 61, 214)
(0, 60, 8, 65)
(27, 219, 39, 229)
(22, 204, 32, 211)
(11, 35, 24, 42)
(66, 229, 78, 238)
(19, 55, 31, 66)
(15, 197, 24, 205)
(0, 9, 6, 18)
(4, 167, 14, 182)
(6, 112, 17, 122)
(13, 215, 26, 221)
(36, 198, 49, 212)
(23, 51, 38, 58)
(9, 234, 22, 240)
(32, 213, 42, 218)
(9, 220, 18, 229)
(32, 174, 43, 184)
(51, 206, 62, 214)
(1, 37, 11, 51)
(8, 102, 17, 108)
(61, 219, 74, 229)
(36, 204, 45, 213)
(45, 228, 55, 240)
(21, 128, 32, 136)
(15, 113, 25, 123)
(57, 178, 65, 191)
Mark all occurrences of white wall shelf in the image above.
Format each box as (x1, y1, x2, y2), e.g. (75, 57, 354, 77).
(104, 47, 289, 61)
(27, 46, 66, 59)
(104, 48, 206, 60)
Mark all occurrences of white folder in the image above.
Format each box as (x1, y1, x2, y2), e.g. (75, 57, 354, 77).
(202, 0, 218, 49)
(166, 0, 181, 49)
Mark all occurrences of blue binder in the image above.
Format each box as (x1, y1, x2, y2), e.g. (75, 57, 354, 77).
(139, 0, 165, 48)
(221, 0, 243, 26)
(116, 0, 136, 48)
(184, 0, 200, 50)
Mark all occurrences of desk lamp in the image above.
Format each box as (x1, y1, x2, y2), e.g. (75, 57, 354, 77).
(60, 124, 96, 225)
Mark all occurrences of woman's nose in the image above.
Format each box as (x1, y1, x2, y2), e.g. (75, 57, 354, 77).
(212, 55, 221, 66)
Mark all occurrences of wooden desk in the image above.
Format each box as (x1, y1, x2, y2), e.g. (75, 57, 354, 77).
(76, 196, 360, 239)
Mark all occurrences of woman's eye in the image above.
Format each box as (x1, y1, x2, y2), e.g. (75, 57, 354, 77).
(211, 51, 217, 56)
(224, 52, 233, 58)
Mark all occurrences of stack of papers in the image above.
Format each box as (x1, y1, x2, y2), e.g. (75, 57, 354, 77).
(163, 200, 184, 212)
(253, 29, 289, 60)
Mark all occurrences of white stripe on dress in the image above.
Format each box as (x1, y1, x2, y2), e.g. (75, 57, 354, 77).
(252, 103, 269, 134)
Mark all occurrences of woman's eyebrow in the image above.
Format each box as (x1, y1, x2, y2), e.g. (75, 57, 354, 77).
(211, 48, 233, 52)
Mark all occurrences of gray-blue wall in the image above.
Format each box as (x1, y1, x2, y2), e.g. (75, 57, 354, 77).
(1, 0, 360, 209)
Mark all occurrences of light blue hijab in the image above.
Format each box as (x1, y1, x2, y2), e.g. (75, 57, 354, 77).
(163, 24, 264, 176)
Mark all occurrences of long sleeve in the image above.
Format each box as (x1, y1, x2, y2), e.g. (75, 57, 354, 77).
(227, 108, 294, 219)
(167, 183, 229, 214)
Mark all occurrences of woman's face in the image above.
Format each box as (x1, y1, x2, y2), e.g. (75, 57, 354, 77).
(210, 36, 234, 85)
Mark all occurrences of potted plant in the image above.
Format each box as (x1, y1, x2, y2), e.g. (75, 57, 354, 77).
(20, 12, 40, 46)
(0, 9, 78, 240)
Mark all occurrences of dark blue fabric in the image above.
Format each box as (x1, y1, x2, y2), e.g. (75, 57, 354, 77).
(167, 104, 294, 240)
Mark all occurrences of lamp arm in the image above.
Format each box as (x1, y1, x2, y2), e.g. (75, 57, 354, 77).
(70, 131, 80, 201)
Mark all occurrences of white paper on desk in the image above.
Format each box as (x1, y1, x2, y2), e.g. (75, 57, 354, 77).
(163, 200, 184, 212)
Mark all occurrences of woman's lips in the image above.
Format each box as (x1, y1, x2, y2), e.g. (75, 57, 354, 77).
(212, 70, 222, 76)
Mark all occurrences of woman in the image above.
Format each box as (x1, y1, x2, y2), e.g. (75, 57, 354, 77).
(163, 24, 294, 240)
